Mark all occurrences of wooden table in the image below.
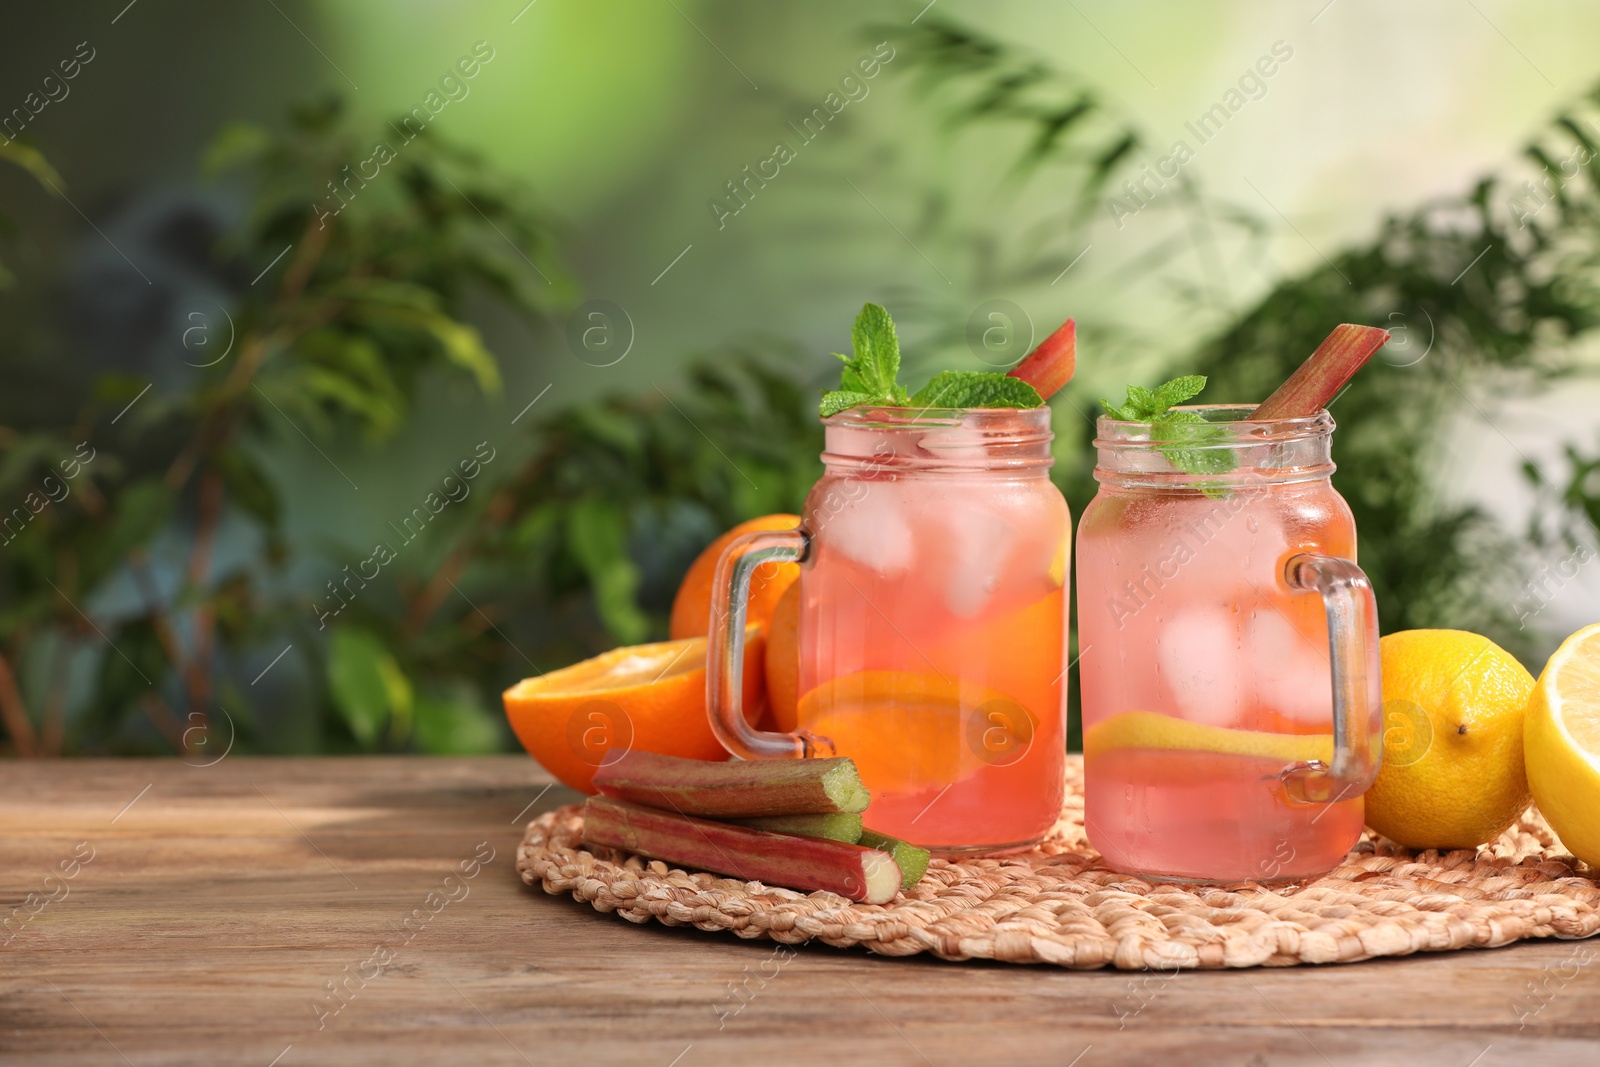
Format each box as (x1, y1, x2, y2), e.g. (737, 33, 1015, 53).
(2, 757, 1597, 1066)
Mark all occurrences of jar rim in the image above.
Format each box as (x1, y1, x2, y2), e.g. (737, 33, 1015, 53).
(822, 404, 1054, 472)
(1092, 404, 1335, 490)
(826, 404, 1052, 431)
(1095, 404, 1334, 445)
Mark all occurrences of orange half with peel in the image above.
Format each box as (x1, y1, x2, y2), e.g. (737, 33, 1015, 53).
(502, 627, 765, 795)
(669, 514, 801, 640)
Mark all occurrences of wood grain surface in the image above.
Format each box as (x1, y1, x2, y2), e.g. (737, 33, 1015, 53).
(2, 756, 1597, 1066)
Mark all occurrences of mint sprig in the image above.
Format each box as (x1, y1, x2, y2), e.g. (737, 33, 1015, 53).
(1100, 374, 1207, 421)
(1101, 374, 1233, 480)
(820, 303, 1044, 416)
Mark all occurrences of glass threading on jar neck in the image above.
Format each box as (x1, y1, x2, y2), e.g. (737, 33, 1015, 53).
(822, 406, 1054, 476)
(1093, 404, 1335, 492)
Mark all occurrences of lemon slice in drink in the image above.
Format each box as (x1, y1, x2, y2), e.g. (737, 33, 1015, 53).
(1082, 710, 1332, 765)
(1526, 623, 1600, 868)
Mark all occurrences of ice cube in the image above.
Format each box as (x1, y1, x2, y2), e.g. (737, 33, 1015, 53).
(1155, 607, 1242, 726)
(819, 483, 914, 576)
(1247, 611, 1333, 725)
(917, 427, 990, 466)
(930, 483, 1018, 617)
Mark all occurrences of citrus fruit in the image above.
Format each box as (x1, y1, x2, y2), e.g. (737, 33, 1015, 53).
(1082, 710, 1332, 765)
(797, 670, 1027, 793)
(1525, 622, 1600, 868)
(502, 627, 765, 794)
(668, 514, 802, 640)
(764, 579, 802, 733)
(1363, 629, 1535, 851)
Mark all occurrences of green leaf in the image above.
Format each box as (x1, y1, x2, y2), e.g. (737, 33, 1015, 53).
(1155, 418, 1235, 490)
(1101, 375, 1232, 481)
(820, 390, 876, 417)
(327, 627, 413, 749)
(0, 141, 64, 194)
(850, 302, 900, 395)
(566, 499, 648, 645)
(101, 479, 174, 560)
(1098, 398, 1136, 421)
(909, 371, 1044, 409)
(835, 354, 870, 395)
(412, 684, 504, 754)
(201, 121, 270, 178)
(1154, 374, 1207, 410)
(1103, 375, 1209, 421)
(823, 303, 907, 416)
(1125, 384, 1159, 416)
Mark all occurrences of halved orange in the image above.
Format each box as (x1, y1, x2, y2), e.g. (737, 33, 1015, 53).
(502, 627, 765, 794)
(668, 514, 801, 640)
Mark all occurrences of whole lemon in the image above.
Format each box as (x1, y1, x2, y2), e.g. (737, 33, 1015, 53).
(1525, 623, 1600, 869)
(1364, 629, 1535, 851)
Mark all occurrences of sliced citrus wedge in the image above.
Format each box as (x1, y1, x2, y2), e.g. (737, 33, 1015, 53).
(1082, 710, 1332, 765)
(502, 626, 765, 795)
(797, 670, 1026, 794)
(1526, 623, 1600, 868)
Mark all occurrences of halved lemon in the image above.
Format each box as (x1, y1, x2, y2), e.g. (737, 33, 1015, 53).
(502, 627, 765, 795)
(1526, 623, 1600, 868)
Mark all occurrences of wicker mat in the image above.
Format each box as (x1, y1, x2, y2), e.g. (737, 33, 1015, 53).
(516, 757, 1600, 969)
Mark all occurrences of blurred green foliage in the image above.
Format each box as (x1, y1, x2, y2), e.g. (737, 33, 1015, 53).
(2, 20, 1598, 759)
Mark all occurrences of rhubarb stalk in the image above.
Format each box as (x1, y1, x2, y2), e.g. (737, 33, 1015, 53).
(1249, 324, 1391, 421)
(592, 751, 870, 816)
(583, 797, 902, 904)
(1007, 318, 1075, 400)
(859, 830, 931, 890)
(731, 811, 864, 844)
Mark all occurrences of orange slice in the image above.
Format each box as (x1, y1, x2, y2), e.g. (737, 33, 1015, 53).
(502, 627, 765, 794)
(797, 670, 1029, 795)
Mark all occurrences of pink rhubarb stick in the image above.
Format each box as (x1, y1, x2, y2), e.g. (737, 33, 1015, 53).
(582, 797, 903, 904)
(1007, 318, 1075, 400)
(1249, 324, 1391, 420)
(592, 750, 869, 816)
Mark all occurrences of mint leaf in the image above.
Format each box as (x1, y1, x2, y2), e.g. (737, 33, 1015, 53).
(833, 351, 870, 394)
(823, 302, 907, 416)
(820, 390, 876, 417)
(1156, 419, 1233, 479)
(1125, 384, 1159, 415)
(1100, 374, 1209, 422)
(910, 371, 1044, 409)
(1100, 374, 1234, 484)
(1153, 374, 1206, 410)
(1098, 397, 1137, 421)
(847, 302, 900, 396)
(822, 302, 1042, 417)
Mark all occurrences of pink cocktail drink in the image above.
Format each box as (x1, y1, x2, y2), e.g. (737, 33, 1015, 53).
(710, 407, 1070, 854)
(1077, 406, 1382, 882)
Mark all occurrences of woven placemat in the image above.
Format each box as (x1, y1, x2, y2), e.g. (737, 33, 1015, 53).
(516, 757, 1600, 969)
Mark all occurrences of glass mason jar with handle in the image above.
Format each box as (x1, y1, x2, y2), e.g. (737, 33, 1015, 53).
(707, 406, 1070, 855)
(1076, 405, 1382, 882)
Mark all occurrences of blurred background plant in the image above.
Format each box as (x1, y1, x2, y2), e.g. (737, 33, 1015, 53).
(1, 1, 1597, 756)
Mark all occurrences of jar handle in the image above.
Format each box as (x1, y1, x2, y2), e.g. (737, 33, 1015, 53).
(1280, 553, 1383, 804)
(707, 527, 813, 759)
